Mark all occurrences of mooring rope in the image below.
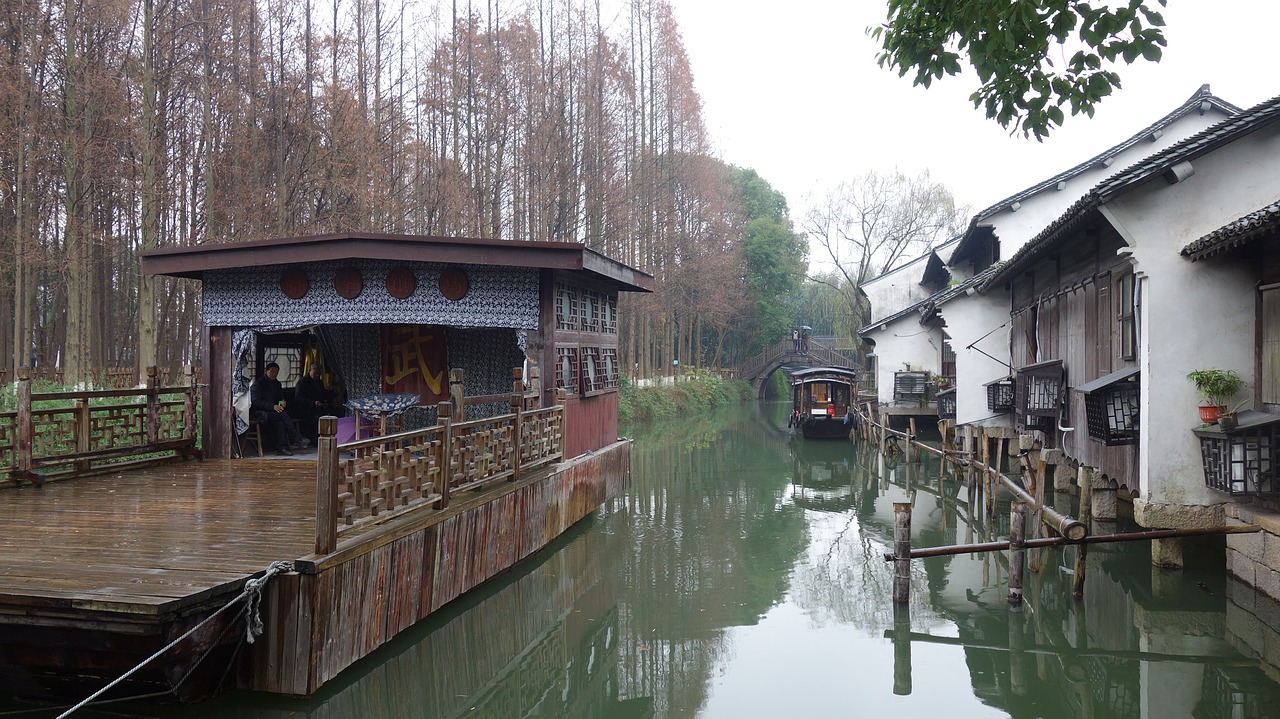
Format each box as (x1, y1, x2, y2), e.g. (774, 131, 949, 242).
(55, 560, 295, 719)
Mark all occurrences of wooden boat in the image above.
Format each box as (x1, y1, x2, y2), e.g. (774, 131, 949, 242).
(788, 367, 859, 439)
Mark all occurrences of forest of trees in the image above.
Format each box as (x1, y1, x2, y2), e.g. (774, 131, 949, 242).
(0, 0, 808, 387)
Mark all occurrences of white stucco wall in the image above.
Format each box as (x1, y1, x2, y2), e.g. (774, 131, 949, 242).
(938, 292, 1015, 427)
(861, 257, 935, 325)
(1100, 124, 1280, 513)
(868, 318, 944, 405)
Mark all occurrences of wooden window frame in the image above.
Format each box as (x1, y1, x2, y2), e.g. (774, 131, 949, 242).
(555, 283, 579, 331)
(1117, 272, 1137, 361)
(555, 345, 579, 395)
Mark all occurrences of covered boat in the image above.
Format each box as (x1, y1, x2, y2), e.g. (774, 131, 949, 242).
(788, 367, 859, 439)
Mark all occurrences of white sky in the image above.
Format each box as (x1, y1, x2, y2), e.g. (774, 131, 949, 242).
(663, 0, 1279, 217)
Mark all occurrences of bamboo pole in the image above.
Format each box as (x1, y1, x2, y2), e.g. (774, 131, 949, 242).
(884, 524, 1262, 561)
(315, 416, 339, 555)
(893, 502, 912, 604)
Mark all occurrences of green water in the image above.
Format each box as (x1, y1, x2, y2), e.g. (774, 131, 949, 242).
(20, 402, 1280, 718)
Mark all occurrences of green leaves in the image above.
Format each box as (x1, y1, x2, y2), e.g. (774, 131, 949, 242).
(873, 0, 1168, 139)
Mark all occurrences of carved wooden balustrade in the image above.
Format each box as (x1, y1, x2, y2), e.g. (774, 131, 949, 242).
(2, 366, 201, 486)
(314, 387, 568, 555)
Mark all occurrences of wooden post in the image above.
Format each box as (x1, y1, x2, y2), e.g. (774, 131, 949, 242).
(1009, 604, 1028, 696)
(1073, 466, 1093, 597)
(556, 388, 568, 460)
(527, 364, 542, 408)
(1031, 457, 1047, 573)
(1009, 501, 1026, 604)
(893, 502, 913, 604)
(74, 398, 91, 474)
(510, 392, 523, 481)
(315, 416, 339, 555)
(14, 368, 36, 485)
(435, 402, 453, 509)
(907, 417, 916, 464)
(183, 365, 198, 443)
(449, 369, 465, 422)
(145, 365, 160, 446)
(892, 605, 912, 695)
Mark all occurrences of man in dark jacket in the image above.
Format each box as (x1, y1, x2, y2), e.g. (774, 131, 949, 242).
(250, 362, 309, 455)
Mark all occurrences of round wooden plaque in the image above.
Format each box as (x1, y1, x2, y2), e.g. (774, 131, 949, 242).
(439, 268, 470, 301)
(386, 267, 416, 299)
(280, 268, 309, 299)
(334, 268, 363, 299)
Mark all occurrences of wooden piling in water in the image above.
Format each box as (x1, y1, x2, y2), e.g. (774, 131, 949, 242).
(1073, 466, 1093, 598)
(1009, 502, 1026, 605)
(893, 605, 912, 695)
(893, 502, 912, 604)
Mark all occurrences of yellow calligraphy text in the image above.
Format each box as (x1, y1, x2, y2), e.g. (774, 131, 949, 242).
(383, 326, 445, 394)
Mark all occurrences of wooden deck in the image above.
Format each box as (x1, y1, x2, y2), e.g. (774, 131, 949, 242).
(0, 459, 316, 615)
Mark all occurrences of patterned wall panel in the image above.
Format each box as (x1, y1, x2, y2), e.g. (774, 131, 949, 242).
(203, 261, 539, 329)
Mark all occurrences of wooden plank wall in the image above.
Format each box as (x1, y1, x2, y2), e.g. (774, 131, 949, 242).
(1008, 227, 1139, 490)
(252, 440, 631, 695)
(566, 392, 619, 459)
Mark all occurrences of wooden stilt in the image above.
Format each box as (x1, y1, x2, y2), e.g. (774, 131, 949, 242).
(1073, 466, 1092, 598)
(893, 502, 913, 604)
(1009, 606, 1028, 696)
(1009, 501, 1026, 605)
(893, 605, 912, 695)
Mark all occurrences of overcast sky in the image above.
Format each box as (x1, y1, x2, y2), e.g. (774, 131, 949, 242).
(662, 0, 1279, 218)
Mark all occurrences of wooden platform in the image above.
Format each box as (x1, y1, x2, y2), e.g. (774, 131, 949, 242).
(0, 443, 633, 701)
(0, 459, 315, 615)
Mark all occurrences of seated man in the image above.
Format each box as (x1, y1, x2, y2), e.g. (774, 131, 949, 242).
(250, 362, 309, 455)
(294, 366, 339, 440)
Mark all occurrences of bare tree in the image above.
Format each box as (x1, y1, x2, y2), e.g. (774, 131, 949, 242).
(802, 169, 966, 336)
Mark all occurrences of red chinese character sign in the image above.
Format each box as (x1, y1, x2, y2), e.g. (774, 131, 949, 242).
(381, 324, 449, 403)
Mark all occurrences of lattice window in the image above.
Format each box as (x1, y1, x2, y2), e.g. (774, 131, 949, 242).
(601, 348, 620, 389)
(555, 283, 579, 331)
(893, 371, 929, 403)
(580, 347, 603, 393)
(555, 346, 579, 394)
(1117, 272, 1137, 361)
(1079, 368, 1139, 446)
(1014, 360, 1064, 432)
(1195, 414, 1280, 495)
(581, 291, 601, 332)
(601, 294, 618, 334)
(986, 378, 1015, 413)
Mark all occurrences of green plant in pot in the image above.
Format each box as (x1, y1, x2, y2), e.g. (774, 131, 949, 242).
(1186, 368, 1245, 424)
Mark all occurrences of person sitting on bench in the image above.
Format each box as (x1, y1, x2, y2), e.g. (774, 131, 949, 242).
(250, 362, 309, 455)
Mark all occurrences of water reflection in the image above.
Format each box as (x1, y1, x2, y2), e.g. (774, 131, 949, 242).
(21, 402, 1280, 718)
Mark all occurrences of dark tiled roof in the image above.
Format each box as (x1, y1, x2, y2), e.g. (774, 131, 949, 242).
(1182, 201, 1280, 261)
(949, 85, 1239, 266)
(858, 264, 1002, 336)
(982, 92, 1280, 290)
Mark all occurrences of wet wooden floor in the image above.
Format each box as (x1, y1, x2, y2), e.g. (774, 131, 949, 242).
(0, 459, 317, 614)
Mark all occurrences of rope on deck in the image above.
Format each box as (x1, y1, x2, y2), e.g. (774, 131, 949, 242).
(55, 560, 295, 719)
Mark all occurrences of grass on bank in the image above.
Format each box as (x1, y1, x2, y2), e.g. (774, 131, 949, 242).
(618, 370, 753, 423)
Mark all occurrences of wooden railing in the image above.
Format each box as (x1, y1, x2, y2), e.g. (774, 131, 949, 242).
(314, 388, 567, 554)
(0, 366, 174, 389)
(2, 366, 201, 486)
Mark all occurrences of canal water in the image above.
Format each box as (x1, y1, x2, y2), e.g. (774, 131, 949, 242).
(21, 401, 1280, 718)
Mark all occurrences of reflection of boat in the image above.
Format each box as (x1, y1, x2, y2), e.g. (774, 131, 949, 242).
(789, 367, 859, 439)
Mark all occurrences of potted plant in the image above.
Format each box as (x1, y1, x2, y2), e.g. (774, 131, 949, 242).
(1186, 368, 1245, 424)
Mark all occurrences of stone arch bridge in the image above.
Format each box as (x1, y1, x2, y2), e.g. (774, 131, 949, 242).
(737, 337, 863, 399)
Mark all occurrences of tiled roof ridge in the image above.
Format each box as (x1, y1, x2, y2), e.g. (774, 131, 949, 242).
(972, 85, 1238, 221)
